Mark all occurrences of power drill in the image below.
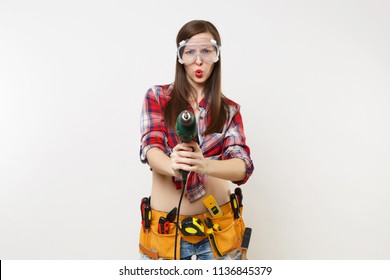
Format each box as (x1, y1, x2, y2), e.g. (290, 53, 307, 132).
(173, 110, 198, 260)
(175, 110, 197, 179)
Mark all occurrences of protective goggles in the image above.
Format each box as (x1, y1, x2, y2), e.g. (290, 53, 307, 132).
(177, 38, 220, 65)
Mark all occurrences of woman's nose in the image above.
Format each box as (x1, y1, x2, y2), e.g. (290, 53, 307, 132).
(195, 54, 203, 65)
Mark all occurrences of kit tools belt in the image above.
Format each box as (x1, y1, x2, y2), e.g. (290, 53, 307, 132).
(139, 190, 247, 260)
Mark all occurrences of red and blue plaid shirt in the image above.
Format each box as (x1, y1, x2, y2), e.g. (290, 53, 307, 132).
(140, 84, 254, 202)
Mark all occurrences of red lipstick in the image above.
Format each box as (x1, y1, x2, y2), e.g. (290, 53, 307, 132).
(195, 69, 203, 78)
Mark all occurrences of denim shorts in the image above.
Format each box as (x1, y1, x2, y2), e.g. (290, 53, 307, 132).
(140, 238, 242, 260)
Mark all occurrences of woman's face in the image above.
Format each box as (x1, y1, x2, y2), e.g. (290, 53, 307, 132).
(182, 32, 217, 89)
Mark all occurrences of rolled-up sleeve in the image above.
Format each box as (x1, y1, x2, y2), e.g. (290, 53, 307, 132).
(139, 87, 169, 164)
(222, 107, 254, 185)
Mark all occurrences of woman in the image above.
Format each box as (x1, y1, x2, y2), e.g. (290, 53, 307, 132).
(139, 20, 254, 260)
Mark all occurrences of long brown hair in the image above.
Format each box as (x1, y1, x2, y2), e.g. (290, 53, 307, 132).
(164, 20, 227, 135)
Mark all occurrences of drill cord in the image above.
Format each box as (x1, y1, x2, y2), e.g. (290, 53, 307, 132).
(173, 176, 187, 260)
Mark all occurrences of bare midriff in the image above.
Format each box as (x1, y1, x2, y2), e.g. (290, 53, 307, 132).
(150, 171, 231, 215)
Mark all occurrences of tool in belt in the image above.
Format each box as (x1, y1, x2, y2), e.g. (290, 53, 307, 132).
(179, 216, 222, 257)
(234, 187, 243, 207)
(204, 217, 222, 257)
(180, 217, 205, 236)
(140, 197, 151, 231)
(158, 207, 177, 234)
(230, 193, 240, 219)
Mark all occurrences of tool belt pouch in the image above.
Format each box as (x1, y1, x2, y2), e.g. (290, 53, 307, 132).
(139, 220, 180, 260)
(209, 206, 246, 257)
(139, 205, 245, 259)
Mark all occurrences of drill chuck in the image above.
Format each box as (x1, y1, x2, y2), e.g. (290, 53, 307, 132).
(181, 111, 192, 123)
(175, 110, 197, 143)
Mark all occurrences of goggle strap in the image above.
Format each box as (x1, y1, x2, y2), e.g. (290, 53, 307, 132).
(178, 39, 219, 47)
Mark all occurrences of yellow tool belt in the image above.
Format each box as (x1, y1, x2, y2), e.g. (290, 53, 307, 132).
(139, 201, 245, 260)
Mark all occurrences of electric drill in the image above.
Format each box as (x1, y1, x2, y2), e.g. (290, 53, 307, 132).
(173, 110, 198, 260)
(176, 110, 197, 142)
(175, 110, 197, 179)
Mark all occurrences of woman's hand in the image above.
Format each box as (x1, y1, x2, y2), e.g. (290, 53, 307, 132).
(170, 141, 207, 177)
(169, 141, 247, 181)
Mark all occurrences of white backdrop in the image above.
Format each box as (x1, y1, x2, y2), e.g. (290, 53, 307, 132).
(1, 0, 389, 259)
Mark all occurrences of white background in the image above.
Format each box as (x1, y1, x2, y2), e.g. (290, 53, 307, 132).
(1, 0, 389, 259)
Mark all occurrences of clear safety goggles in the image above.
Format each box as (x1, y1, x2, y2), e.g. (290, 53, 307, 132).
(177, 38, 220, 65)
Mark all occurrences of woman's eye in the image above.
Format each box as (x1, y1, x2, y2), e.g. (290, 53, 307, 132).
(185, 49, 196, 55)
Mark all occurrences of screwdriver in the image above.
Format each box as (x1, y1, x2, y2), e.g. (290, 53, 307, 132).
(234, 187, 243, 207)
(230, 193, 240, 219)
(144, 204, 151, 230)
(140, 197, 151, 230)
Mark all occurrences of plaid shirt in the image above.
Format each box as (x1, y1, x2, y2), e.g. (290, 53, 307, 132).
(140, 84, 254, 202)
